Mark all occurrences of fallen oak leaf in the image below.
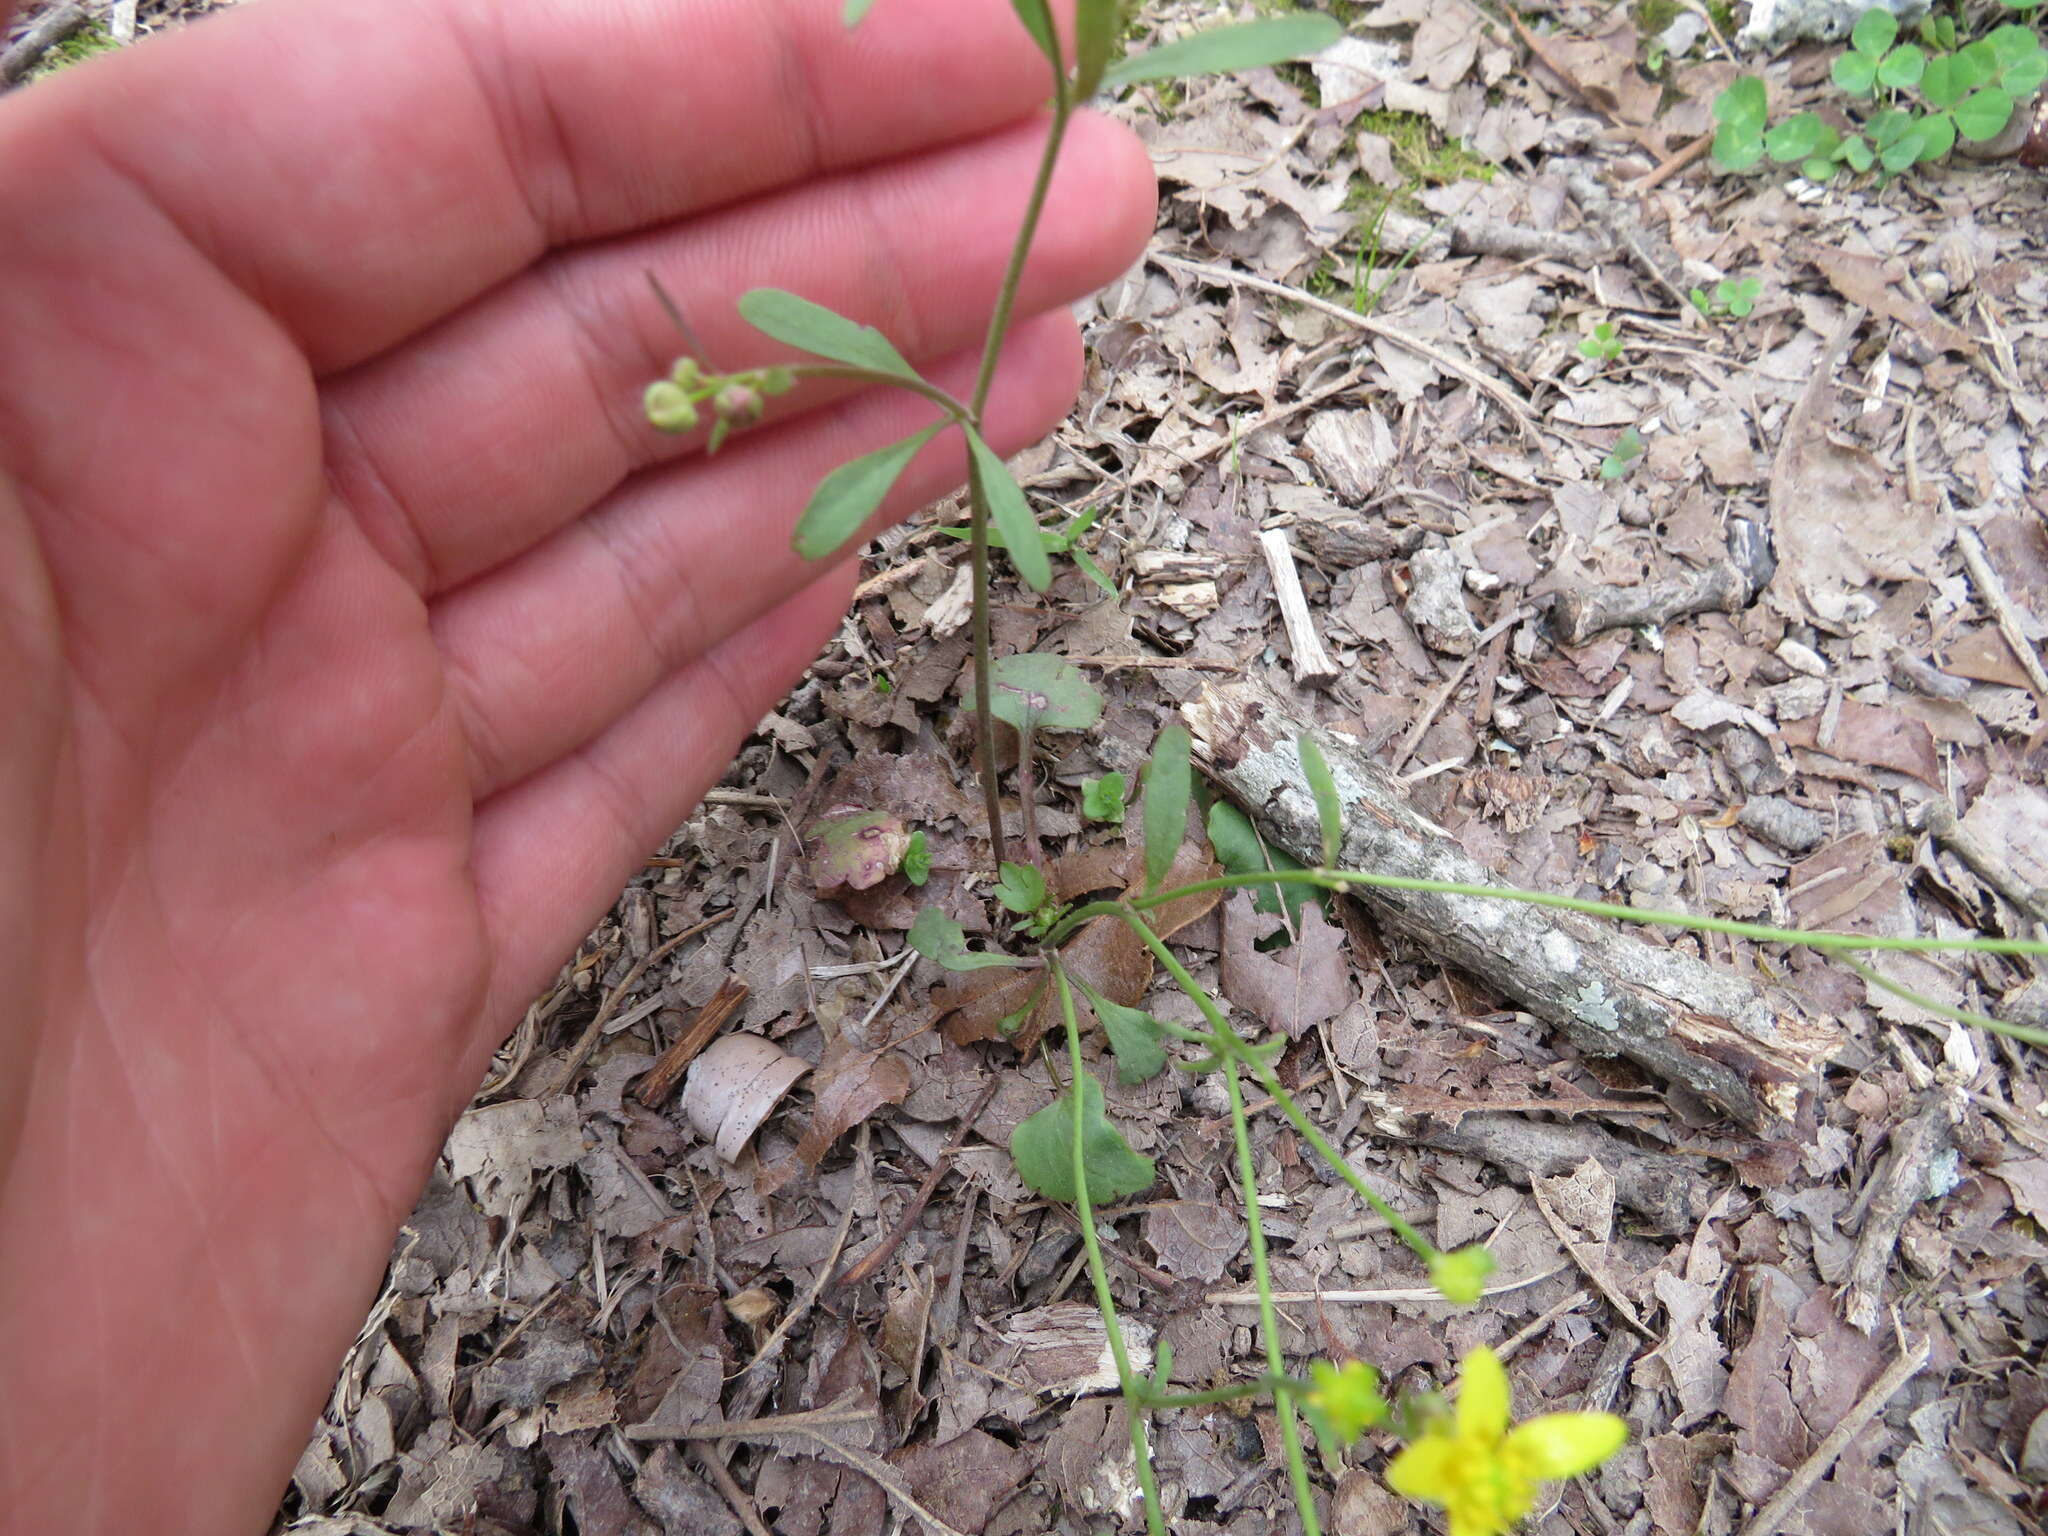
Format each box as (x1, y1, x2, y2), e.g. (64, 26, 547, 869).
(757, 1037, 912, 1194)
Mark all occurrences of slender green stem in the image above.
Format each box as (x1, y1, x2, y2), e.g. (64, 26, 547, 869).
(966, 78, 1075, 877)
(785, 362, 974, 422)
(1047, 867, 2048, 958)
(1145, 1375, 1297, 1410)
(1221, 1050, 1323, 1536)
(1054, 961, 1168, 1536)
(1839, 954, 2048, 1048)
(1112, 904, 1439, 1262)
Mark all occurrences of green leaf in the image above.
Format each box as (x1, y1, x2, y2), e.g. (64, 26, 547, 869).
(1868, 106, 1914, 144)
(1879, 122, 1924, 169)
(1852, 7, 1898, 57)
(1009, 1071, 1156, 1202)
(1913, 108, 1957, 161)
(1142, 725, 1192, 894)
(994, 861, 1049, 915)
(1297, 734, 1343, 867)
(1840, 132, 1875, 170)
(1206, 800, 1315, 923)
(843, 0, 879, 21)
(1079, 981, 1168, 1084)
(1428, 1245, 1497, 1304)
(1103, 15, 1343, 88)
(1988, 21, 2044, 63)
(1712, 123, 1764, 170)
(1007, 0, 1060, 68)
(901, 829, 931, 887)
(1689, 287, 1711, 316)
(1600, 425, 1645, 480)
(1071, 547, 1117, 596)
(1074, 0, 1122, 96)
(907, 907, 1025, 971)
(790, 422, 945, 560)
(986, 653, 1106, 732)
(1878, 42, 1926, 88)
(965, 427, 1052, 592)
(1713, 74, 1768, 132)
(1721, 276, 1761, 316)
(1953, 86, 2015, 140)
(1959, 38, 2000, 85)
(1764, 110, 1833, 161)
(2003, 50, 2048, 95)
(738, 289, 922, 382)
(1832, 49, 1879, 94)
(1921, 52, 1966, 105)
(1081, 772, 1128, 824)
(1801, 154, 1837, 179)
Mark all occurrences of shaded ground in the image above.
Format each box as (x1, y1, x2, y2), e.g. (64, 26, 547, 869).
(14, 1, 2047, 1533)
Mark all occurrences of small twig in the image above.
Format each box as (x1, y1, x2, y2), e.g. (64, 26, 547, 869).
(1839, 1088, 1962, 1333)
(635, 976, 751, 1109)
(1, 1, 88, 85)
(1627, 132, 1714, 194)
(832, 1075, 1001, 1290)
(737, 1161, 862, 1374)
(1391, 606, 1532, 773)
(626, 1395, 877, 1444)
(1956, 522, 2048, 702)
(1494, 1291, 1592, 1363)
(1259, 529, 1340, 689)
(690, 1444, 775, 1536)
(540, 910, 733, 1098)
(1739, 1335, 1933, 1536)
(1064, 652, 1242, 671)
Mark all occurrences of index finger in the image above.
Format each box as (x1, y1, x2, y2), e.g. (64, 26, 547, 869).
(23, 0, 1065, 370)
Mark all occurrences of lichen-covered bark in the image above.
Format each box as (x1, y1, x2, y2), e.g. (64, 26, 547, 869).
(1184, 680, 1837, 1137)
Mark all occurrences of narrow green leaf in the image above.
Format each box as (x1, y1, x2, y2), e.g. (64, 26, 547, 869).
(738, 288, 921, 381)
(1072, 547, 1117, 596)
(1009, 1071, 1156, 1202)
(907, 906, 1025, 971)
(1297, 734, 1343, 867)
(791, 422, 944, 560)
(965, 427, 1052, 592)
(1008, 0, 1060, 67)
(1206, 800, 1315, 923)
(1142, 724, 1192, 893)
(1074, 0, 1122, 96)
(1851, 7, 1898, 56)
(985, 653, 1105, 731)
(1079, 981, 1168, 1084)
(994, 861, 1049, 915)
(1954, 86, 2015, 140)
(1103, 15, 1342, 88)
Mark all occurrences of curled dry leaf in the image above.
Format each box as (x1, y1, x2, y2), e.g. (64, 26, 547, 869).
(757, 1038, 913, 1194)
(681, 1033, 811, 1163)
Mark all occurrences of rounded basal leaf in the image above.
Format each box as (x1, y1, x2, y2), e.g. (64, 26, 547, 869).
(907, 907, 1025, 971)
(1832, 49, 1879, 94)
(2002, 51, 2048, 96)
(1801, 153, 1838, 179)
(1958, 38, 2000, 87)
(1713, 74, 1767, 131)
(791, 423, 945, 560)
(1987, 22, 2043, 65)
(1840, 132, 1875, 170)
(1920, 53, 1965, 106)
(1879, 123, 1925, 170)
(1878, 42, 1926, 89)
(1868, 106, 1914, 144)
(1712, 123, 1765, 170)
(1851, 6, 1898, 57)
(1913, 109, 1957, 161)
(1954, 87, 2015, 140)
(1009, 1072, 1156, 1203)
(1142, 724, 1192, 893)
(965, 427, 1052, 592)
(737, 288, 922, 381)
(986, 653, 1105, 731)
(1103, 14, 1342, 88)
(994, 860, 1049, 916)
(1764, 110, 1832, 162)
(1080, 772, 1127, 824)
(808, 807, 911, 891)
(901, 829, 931, 887)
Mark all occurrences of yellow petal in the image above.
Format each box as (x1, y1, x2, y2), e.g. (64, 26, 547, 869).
(1507, 1412, 1629, 1479)
(1457, 1345, 1511, 1440)
(1385, 1434, 1458, 1503)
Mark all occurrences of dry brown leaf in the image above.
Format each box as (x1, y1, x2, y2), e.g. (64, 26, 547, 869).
(1798, 241, 1979, 357)
(1781, 699, 1942, 786)
(681, 1033, 810, 1162)
(758, 1038, 913, 1194)
(885, 1429, 1031, 1536)
(1142, 1201, 1245, 1284)
(1219, 889, 1351, 1039)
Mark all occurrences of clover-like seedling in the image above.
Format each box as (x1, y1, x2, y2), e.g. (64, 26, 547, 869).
(1690, 275, 1762, 319)
(1576, 321, 1624, 365)
(1601, 426, 1646, 481)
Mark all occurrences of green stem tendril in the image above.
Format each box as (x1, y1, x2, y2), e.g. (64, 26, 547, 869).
(1054, 961, 1168, 1536)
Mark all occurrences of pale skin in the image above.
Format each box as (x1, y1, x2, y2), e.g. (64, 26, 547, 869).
(0, 0, 1154, 1528)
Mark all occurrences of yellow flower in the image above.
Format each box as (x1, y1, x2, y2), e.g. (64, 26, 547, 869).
(1385, 1347, 1627, 1536)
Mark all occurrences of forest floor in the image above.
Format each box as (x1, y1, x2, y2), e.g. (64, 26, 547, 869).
(13, 0, 2048, 1533)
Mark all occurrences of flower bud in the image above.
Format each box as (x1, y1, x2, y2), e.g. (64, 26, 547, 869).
(715, 382, 764, 421)
(669, 356, 703, 389)
(643, 380, 700, 433)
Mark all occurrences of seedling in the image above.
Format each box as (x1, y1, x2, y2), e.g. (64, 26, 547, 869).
(1080, 772, 1127, 823)
(1690, 275, 1761, 318)
(1577, 320, 1625, 364)
(1601, 425, 1646, 479)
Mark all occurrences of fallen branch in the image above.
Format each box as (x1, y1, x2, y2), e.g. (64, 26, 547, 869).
(1839, 1086, 1962, 1333)
(1183, 679, 1837, 1136)
(1, 1, 88, 85)
(1548, 518, 1775, 647)
(1414, 1112, 1718, 1236)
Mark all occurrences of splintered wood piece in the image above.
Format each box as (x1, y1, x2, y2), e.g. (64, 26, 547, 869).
(1184, 678, 1839, 1137)
(635, 976, 751, 1109)
(1258, 528, 1340, 689)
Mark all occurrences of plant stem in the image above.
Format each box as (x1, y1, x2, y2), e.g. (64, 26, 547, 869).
(1145, 1376, 1295, 1410)
(786, 362, 974, 421)
(1112, 904, 1440, 1262)
(966, 78, 1075, 877)
(1221, 1050, 1323, 1536)
(1054, 961, 1168, 1536)
(1048, 868, 2048, 958)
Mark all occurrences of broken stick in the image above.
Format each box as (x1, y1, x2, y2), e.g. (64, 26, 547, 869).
(1548, 517, 1776, 647)
(1259, 528, 1340, 689)
(1183, 678, 1837, 1136)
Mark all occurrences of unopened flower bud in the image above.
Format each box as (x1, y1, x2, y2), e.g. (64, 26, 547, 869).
(669, 356, 703, 389)
(643, 380, 700, 433)
(715, 382, 764, 421)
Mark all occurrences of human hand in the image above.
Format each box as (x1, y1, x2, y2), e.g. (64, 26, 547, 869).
(0, 1, 1152, 1529)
